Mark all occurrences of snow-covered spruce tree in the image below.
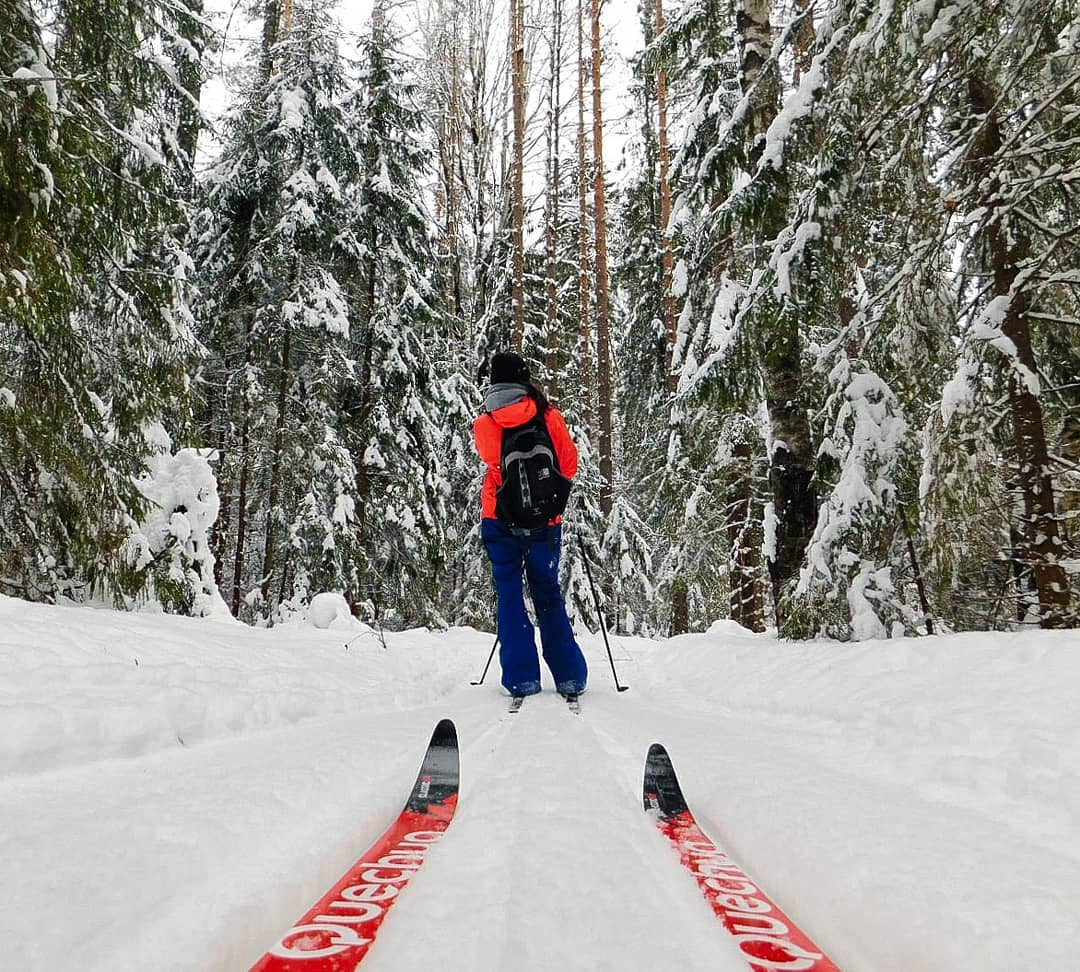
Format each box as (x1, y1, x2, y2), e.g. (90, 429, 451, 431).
(808, 0, 1079, 630)
(739, 0, 947, 639)
(340, 2, 449, 628)
(656, 0, 942, 638)
(760, 0, 1076, 634)
(0, 0, 199, 604)
(437, 361, 492, 627)
(638, 0, 771, 634)
(612, 0, 765, 637)
(193, 3, 364, 622)
(615, 31, 667, 512)
(610, 43, 682, 635)
(917, 0, 1076, 628)
(714, 0, 819, 635)
(124, 423, 228, 617)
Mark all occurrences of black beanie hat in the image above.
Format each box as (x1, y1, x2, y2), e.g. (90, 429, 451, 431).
(489, 351, 530, 385)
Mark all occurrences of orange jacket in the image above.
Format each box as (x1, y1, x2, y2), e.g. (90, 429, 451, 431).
(473, 397, 578, 521)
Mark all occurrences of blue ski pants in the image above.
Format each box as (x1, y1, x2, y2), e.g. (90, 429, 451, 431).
(481, 519, 588, 697)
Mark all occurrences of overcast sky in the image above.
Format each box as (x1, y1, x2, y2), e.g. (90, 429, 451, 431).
(199, 0, 645, 188)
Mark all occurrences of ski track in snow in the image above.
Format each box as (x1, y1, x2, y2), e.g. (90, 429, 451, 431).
(1, 596, 1079, 970)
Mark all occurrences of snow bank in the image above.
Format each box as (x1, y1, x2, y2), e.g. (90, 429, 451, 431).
(0, 596, 478, 777)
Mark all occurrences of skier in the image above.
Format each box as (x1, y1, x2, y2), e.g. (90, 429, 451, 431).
(473, 351, 588, 699)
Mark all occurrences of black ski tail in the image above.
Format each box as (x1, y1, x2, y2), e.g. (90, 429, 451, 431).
(643, 742, 689, 820)
(405, 718, 459, 812)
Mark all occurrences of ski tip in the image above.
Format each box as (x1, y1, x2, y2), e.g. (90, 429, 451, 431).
(430, 718, 458, 749)
(647, 742, 668, 760)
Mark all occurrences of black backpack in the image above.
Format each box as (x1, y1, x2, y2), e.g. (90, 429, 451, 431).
(494, 413, 572, 529)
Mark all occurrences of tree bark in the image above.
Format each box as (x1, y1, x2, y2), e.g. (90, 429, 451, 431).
(589, 0, 613, 515)
(510, 0, 526, 350)
(655, 0, 677, 393)
(576, 0, 592, 425)
(260, 0, 281, 80)
(792, 0, 813, 84)
(671, 577, 689, 635)
(230, 404, 251, 618)
(898, 505, 933, 635)
(728, 442, 764, 631)
(737, 0, 817, 626)
(261, 324, 291, 608)
(544, 0, 563, 394)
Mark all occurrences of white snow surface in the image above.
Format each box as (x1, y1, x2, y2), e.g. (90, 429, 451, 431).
(1, 594, 1079, 971)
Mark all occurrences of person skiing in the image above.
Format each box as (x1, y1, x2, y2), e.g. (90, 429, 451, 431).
(473, 351, 588, 699)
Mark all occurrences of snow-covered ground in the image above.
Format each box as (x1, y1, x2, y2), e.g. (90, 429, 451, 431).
(1, 593, 1078, 971)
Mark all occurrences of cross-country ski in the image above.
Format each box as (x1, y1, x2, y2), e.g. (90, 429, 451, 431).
(248, 720, 459, 970)
(644, 742, 840, 972)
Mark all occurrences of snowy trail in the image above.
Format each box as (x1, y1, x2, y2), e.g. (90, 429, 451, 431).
(368, 690, 748, 972)
(0, 686, 740, 972)
(2, 598, 1079, 970)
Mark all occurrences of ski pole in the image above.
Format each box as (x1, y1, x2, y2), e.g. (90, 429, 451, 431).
(576, 535, 629, 692)
(470, 634, 499, 686)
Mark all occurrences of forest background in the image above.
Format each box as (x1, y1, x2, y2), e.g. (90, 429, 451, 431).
(1, 0, 1077, 639)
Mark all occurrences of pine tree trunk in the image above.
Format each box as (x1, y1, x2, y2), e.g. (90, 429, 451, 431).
(510, 0, 526, 350)
(655, 0, 677, 393)
(209, 410, 229, 593)
(589, 0, 613, 516)
(576, 0, 593, 423)
(350, 6, 384, 611)
(261, 325, 291, 608)
(792, 0, 813, 83)
(260, 0, 281, 79)
(545, 0, 563, 393)
(355, 235, 378, 565)
(447, 24, 463, 318)
(737, 0, 817, 627)
(671, 577, 689, 635)
(898, 506, 933, 635)
(967, 77, 1070, 628)
(231, 405, 251, 618)
(1061, 415, 1080, 550)
(466, 6, 490, 337)
(728, 442, 764, 631)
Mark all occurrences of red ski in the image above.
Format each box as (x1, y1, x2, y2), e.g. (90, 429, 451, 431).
(250, 719, 459, 971)
(643, 743, 840, 972)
